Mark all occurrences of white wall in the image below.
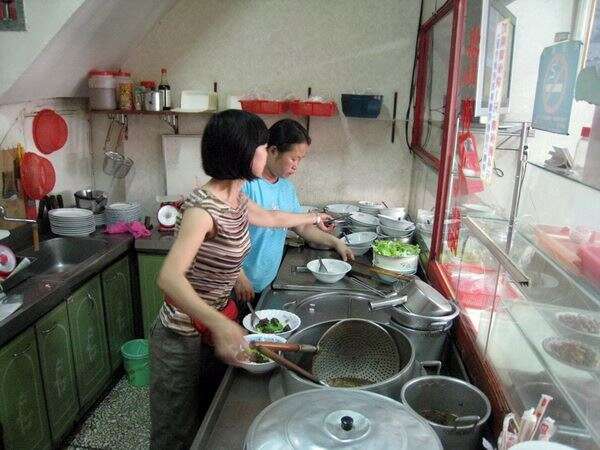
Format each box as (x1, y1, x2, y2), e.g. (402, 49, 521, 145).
(0, 0, 178, 104)
(0, 0, 84, 96)
(0, 98, 93, 205)
(95, 0, 420, 216)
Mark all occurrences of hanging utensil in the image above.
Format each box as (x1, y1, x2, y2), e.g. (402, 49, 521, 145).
(254, 345, 327, 386)
(318, 257, 328, 273)
(20, 153, 56, 200)
(311, 319, 401, 387)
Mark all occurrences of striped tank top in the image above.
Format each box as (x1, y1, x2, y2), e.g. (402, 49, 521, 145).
(159, 188, 251, 336)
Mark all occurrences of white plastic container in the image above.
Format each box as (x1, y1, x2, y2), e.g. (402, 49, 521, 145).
(573, 126, 591, 172)
(88, 70, 116, 110)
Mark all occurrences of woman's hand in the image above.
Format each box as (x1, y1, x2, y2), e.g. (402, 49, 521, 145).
(211, 318, 248, 366)
(333, 239, 355, 262)
(234, 270, 255, 302)
(315, 213, 335, 232)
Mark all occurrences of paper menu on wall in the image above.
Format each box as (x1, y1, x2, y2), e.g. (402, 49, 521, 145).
(162, 134, 211, 196)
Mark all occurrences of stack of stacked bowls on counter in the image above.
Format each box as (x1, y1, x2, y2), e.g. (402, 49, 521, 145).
(378, 208, 415, 243)
(348, 212, 379, 233)
(357, 200, 386, 215)
(324, 203, 359, 218)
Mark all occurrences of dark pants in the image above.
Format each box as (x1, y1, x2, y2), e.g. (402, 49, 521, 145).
(149, 320, 226, 450)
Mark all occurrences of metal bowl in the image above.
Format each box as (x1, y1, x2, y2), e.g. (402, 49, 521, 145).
(74, 189, 107, 213)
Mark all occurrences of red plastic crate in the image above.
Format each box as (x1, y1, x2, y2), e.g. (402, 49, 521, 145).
(289, 100, 337, 117)
(239, 99, 288, 115)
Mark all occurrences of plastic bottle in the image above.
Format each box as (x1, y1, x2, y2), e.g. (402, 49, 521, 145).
(158, 68, 171, 110)
(573, 126, 591, 172)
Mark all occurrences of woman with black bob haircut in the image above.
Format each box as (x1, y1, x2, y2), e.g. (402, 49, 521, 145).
(149, 110, 333, 449)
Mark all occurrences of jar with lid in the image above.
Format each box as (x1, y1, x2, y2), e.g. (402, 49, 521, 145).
(114, 71, 133, 110)
(88, 70, 116, 110)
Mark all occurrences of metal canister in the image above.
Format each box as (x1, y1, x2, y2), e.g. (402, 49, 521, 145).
(144, 89, 162, 111)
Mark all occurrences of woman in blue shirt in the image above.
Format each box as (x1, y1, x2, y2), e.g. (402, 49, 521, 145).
(235, 119, 353, 301)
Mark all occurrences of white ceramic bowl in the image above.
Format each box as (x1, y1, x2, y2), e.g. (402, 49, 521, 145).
(345, 231, 379, 246)
(349, 224, 378, 234)
(358, 200, 385, 214)
(242, 309, 301, 339)
(380, 224, 415, 238)
(378, 213, 414, 229)
(306, 258, 352, 283)
(324, 203, 359, 216)
(372, 252, 418, 283)
(237, 334, 287, 374)
(349, 212, 380, 227)
(379, 207, 406, 220)
(347, 245, 371, 256)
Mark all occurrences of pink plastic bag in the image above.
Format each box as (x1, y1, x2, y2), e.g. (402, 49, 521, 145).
(104, 221, 151, 239)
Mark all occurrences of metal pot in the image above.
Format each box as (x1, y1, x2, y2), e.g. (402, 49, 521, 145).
(244, 388, 442, 450)
(144, 89, 162, 111)
(391, 320, 451, 363)
(401, 376, 491, 450)
(281, 320, 418, 398)
(74, 189, 107, 213)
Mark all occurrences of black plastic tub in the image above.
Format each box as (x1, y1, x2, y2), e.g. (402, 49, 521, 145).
(341, 94, 383, 118)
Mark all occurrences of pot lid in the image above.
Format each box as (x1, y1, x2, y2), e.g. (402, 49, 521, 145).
(244, 389, 442, 450)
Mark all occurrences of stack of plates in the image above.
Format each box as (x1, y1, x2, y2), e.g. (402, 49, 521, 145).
(105, 203, 142, 224)
(49, 208, 95, 236)
(94, 212, 106, 227)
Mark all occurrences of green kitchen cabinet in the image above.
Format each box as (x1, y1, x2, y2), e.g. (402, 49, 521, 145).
(35, 302, 79, 444)
(138, 254, 166, 337)
(0, 328, 51, 450)
(67, 276, 111, 407)
(102, 257, 134, 370)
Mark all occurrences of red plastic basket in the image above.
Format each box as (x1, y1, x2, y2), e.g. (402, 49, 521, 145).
(289, 100, 337, 117)
(239, 100, 288, 115)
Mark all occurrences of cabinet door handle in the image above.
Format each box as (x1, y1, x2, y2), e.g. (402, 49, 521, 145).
(12, 343, 31, 358)
(87, 292, 96, 308)
(40, 322, 58, 335)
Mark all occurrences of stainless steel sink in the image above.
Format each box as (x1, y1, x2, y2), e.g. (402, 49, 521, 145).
(21, 237, 108, 275)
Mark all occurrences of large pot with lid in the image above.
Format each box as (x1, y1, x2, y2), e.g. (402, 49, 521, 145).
(281, 320, 422, 398)
(244, 388, 443, 450)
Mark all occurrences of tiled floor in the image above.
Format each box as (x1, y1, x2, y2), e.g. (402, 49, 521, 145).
(65, 377, 150, 450)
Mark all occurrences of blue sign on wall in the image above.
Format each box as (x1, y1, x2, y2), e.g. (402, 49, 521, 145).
(532, 40, 582, 135)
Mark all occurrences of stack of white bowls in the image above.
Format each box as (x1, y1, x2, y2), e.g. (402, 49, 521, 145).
(344, 231, 378, 256)
(94, 211, 106, 227)
(324, 203, 359, 218)
(358, 200, 386, 215)
(378, 209, 415, 242)
(348, 212, 380, 233)
(105, 202, 142, 224)
(49, 208, 95, 236)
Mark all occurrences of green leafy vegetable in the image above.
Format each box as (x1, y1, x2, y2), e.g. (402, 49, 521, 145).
(255, 317, 291, 334)
(372, 240, 421, 257)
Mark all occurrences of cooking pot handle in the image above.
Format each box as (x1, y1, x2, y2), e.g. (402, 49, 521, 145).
(419, 360, 442, 375)
(452, 415, 481, 430)
(428, 321, 448, 329)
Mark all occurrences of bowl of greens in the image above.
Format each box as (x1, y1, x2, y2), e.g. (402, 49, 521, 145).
(372, 240, 420, 282)
(237, 334, 288, 374)
(242, 309, 301, 339)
